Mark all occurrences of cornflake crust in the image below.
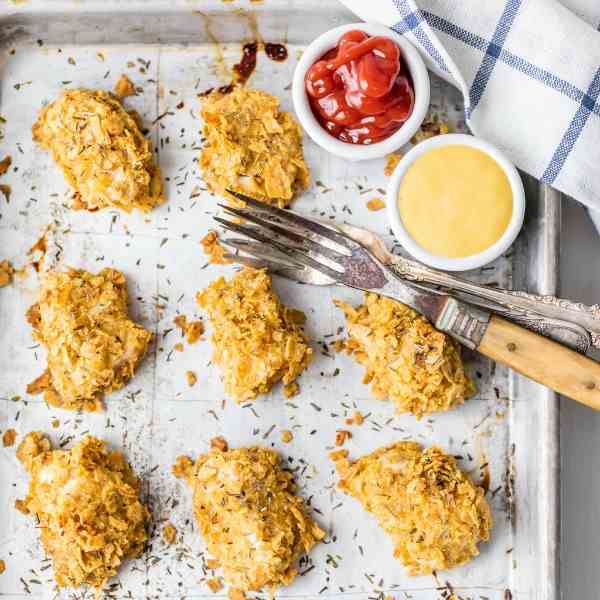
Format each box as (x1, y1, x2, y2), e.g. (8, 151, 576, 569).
(335, 293, 474, 418)
(32, 89, 163, 212)
(173, 445, 324, 593)
(332, 441, 492, 575)
(16, 432, 150, 590)
(26, 268, 152, 412)
(199, 87, 309, 207)
(197, 268, 312, 403)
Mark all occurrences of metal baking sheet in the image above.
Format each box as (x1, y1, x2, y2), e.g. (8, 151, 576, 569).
(0, 2, 560, 599)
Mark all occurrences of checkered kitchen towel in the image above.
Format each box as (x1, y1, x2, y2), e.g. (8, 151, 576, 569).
(338, 0, 600, 220)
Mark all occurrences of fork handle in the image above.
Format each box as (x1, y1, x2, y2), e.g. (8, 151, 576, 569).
(478, 316, 600, 410)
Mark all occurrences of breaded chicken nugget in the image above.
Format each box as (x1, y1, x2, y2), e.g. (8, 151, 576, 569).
(335, 293, 474, 418)
(16, 432, 149, 590)
(26, 268, 152, 411)
(199, 87, 309, 207)
(197, 268, 312, 402)
(331, 441, 492, 575)
(173, 444, 324, 593)
(33, 89, 163, 212)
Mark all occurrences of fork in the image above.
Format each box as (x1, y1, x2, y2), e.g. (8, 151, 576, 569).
(215, 189, 600, 409)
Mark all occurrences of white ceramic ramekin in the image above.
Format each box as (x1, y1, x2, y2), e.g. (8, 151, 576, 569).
(386, 133, 526, 271)
(292, 23, 430, 162)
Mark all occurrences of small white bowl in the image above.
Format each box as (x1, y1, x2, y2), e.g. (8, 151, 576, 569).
(292, 23, 430, 162)
(386, 134, 526, 271)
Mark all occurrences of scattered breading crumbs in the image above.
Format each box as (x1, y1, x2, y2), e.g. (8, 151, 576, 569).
(210, 436, 228, 452)
(201, 230, 231, 265)
(384, 153, 402, 176)
(2, 429, 16, 447)
(114, 74, 136, 98)
(173, 445, 324, 593)
(280, 429, 293, 443)
(335, 429, 352, 447)
(207, 577, 223, 593)
(162, 522, 178, 545)
(0, 155, 11, 176)
(174, 342, 184, 352)
(26, 268, 152, 412)
(0, 184, 10, 202)
(335, 293, 474, 418)
(366, 197, 386, 211)
(199, 87, 309, 207)
(16, 432, 149, 590)
(411, 116, 451, 144)
(186, 370, 198, 387)
(32, 89, 163, 212)
(174, 315, 204, 343)
(346, 410, 364, 426)
(197, 268, 312, 403)
(0, 260, 14, 287)
(185, 320, 204, 343)
(332, 441, 491, 575)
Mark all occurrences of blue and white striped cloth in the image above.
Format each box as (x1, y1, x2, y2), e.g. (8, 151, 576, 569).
(339, 0, 600, 224)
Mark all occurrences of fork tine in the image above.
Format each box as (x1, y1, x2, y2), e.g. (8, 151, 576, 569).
(224, 189, 356, 254)
(221, 204, 348, 265)
(215, 216, 344, 280)
(221, 244, 333, 285)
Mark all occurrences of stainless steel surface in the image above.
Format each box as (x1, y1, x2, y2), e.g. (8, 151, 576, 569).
(0, 2, 560, 599)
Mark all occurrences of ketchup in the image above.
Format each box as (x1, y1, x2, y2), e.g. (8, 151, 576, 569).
(305, 30, 415, 145)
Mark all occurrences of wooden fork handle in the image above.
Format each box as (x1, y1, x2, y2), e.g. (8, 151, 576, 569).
(479, 316, 600, 410)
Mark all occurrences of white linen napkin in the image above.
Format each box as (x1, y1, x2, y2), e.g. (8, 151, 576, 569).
(338, 0, 600, 222)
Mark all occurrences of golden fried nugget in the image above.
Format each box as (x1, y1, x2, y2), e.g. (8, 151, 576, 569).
(173, 445, 324, 593)
(199, 87, 309, 207)
(27, 268, 152, 411)
(332, 441, 491, 575)
(16, 432, 149, 590)
(335, 293, 474, 418)
(197, 268, 312, 402)
(32, 89, 163, 212)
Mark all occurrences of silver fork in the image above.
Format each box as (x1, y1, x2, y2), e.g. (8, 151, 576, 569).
(213, 190, 600, 410)
(216, 190, 600, 355)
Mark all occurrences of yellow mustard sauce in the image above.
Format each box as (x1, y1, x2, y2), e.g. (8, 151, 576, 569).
(398, 145, 513, 258)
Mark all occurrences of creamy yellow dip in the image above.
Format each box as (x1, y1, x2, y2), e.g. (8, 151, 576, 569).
(398, 145, 513, 258)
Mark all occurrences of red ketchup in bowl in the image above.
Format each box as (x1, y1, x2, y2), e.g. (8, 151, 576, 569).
(305, 30, 415, 145)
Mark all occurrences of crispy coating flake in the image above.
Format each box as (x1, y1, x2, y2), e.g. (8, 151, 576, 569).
(199, 87, 309, 207)
(27, 268, 152, 412)
(114, 74, 136, 99)
(0, 260, 13, 287)
(201, 230, 231, 265)
(335, 293, 474, 418)
(197, 268, 312, 403)
(173, 445, 324, 593)
(16, 432, 149, 590)
(32, 89, 163, 212)
(333, 441, 491, 575)
(162, 522, 178, 545)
